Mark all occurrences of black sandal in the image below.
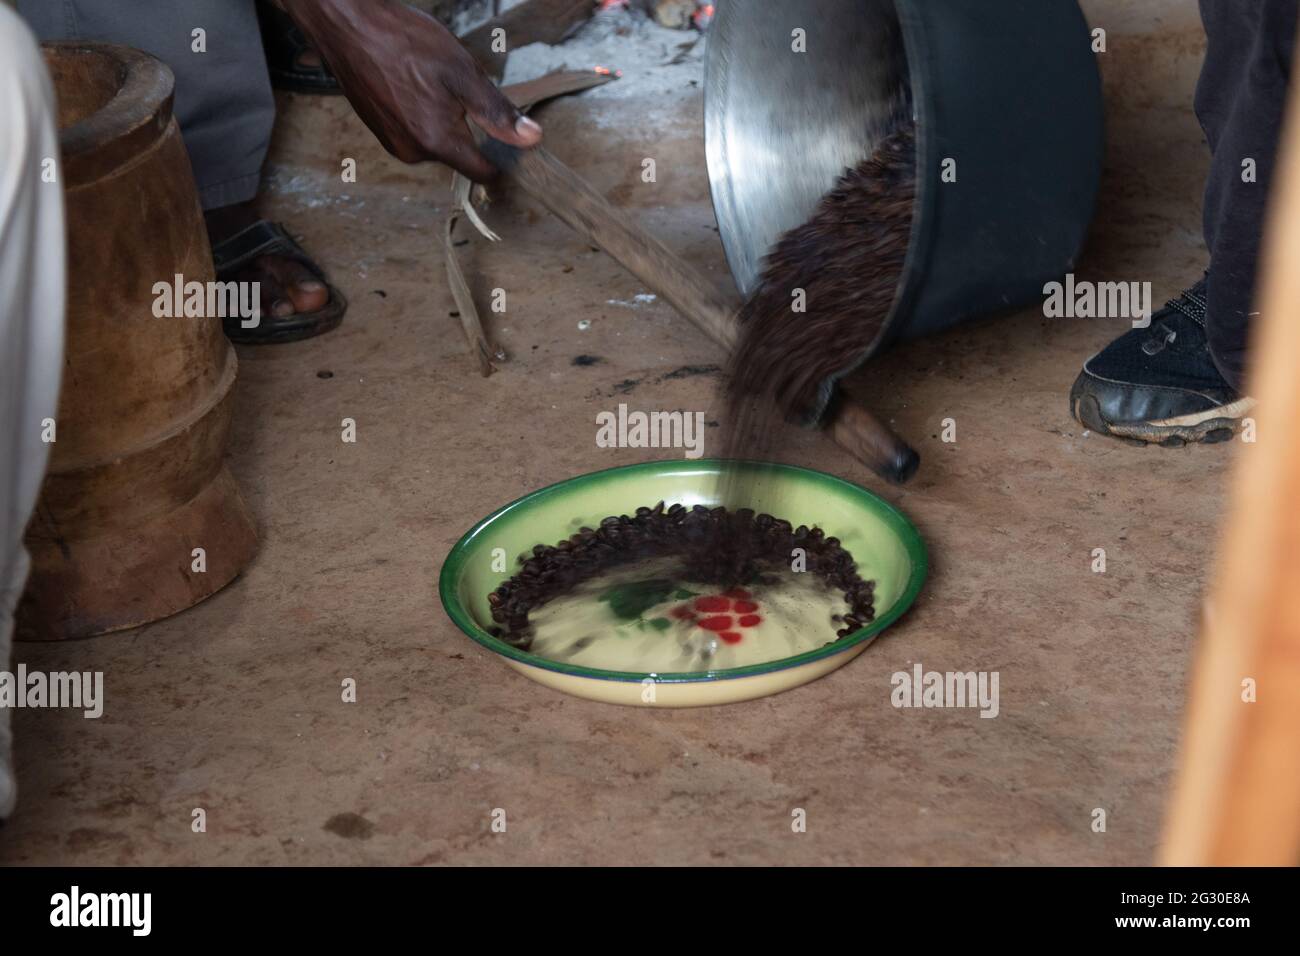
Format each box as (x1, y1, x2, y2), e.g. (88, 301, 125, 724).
(213, 220, 348, 345)
(257, 1, 342, 95)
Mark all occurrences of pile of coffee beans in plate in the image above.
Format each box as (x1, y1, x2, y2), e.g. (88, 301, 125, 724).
(487, 502, 876, 647)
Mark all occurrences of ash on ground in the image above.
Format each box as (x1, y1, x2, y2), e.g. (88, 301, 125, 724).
(501, 4, 707, 127)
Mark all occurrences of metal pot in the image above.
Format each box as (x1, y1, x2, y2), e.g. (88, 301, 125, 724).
(705, 0, 1104, 349)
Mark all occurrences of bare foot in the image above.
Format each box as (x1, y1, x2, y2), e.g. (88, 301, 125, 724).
(205, 201, 329, 318)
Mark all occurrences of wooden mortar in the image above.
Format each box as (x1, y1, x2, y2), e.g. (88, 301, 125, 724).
(18, 43, 258, 640)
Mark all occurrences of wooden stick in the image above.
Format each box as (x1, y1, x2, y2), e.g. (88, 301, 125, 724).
(481, 138, 920, 484)
(443, 210, 497, 376)
(831, 400, 920, 484)
(1159, 52, 1300, 866)
(440, 71, 622, 377)
(501, 70, 619, 111)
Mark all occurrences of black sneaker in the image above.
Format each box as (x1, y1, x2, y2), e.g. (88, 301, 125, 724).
(1069, 278, 1255, 446)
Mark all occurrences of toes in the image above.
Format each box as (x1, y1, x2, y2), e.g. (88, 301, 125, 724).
(235, 264, 289, 319)
(232, 253, 330, 321)
(264, 256, 329, 315)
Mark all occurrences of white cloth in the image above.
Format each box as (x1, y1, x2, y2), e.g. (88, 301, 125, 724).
(0, 5, 66, 819)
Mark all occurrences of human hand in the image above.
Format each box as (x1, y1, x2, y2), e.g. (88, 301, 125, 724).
(280, 0, 542, 181)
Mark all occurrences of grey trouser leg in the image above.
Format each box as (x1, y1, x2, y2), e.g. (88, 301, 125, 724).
(16, 0, 275, 209)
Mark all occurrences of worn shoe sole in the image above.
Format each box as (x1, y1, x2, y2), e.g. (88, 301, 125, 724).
(1071, 390, 1255, 448)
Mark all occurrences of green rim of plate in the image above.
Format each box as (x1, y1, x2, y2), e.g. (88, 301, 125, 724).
(438, 459, 927, 685)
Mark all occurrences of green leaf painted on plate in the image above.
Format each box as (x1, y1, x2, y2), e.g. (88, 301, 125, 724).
(599, 579, 679, 620)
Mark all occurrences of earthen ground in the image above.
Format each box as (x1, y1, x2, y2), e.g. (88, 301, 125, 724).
(1, 0, 1231, 865)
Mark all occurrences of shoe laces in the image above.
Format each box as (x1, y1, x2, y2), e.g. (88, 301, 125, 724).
(1166, 284, 1208, 327)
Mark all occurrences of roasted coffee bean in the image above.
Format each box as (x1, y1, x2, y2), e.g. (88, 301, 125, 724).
(488, 504, 876, 644)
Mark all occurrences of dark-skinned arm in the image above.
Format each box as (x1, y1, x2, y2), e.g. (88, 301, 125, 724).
(277, 0, 542, 181)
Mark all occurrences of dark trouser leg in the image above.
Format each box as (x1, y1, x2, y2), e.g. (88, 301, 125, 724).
(16, 0, 275, 210)
(1195, 0, 1297, 391)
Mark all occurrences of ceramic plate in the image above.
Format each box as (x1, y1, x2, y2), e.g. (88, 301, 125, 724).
(439, 460, 926, 706)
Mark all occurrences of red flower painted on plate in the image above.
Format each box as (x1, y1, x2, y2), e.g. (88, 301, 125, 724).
(694, 595, 730, 613)
(681, 592, 765, 644)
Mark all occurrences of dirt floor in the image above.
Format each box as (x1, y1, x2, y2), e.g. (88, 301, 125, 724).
(2, 0, 1236, 865)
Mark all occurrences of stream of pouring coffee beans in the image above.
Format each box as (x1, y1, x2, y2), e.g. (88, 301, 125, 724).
(721, 119, 917, 458)
(487, 118, 918, 653)
(488, 502, 875, 649)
